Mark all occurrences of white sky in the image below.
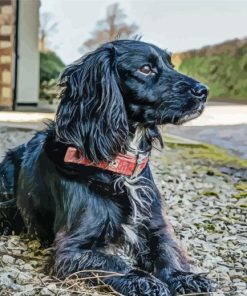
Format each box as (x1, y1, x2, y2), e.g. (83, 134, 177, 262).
(40, 0, 247, 64)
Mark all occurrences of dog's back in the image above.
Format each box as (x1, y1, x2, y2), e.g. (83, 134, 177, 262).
(0, 144, 26, 234)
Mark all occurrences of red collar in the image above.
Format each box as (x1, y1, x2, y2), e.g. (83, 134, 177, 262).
(64, 147, 149, 177)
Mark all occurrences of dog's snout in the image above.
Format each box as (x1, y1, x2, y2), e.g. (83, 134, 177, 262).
(190, 83, 208, 102)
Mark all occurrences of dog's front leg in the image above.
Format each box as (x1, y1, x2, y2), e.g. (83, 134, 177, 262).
(54, 230, 171, 296)
(149, 199, 217, 295)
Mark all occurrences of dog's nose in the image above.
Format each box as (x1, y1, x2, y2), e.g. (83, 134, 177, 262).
(190, 83, 209, 102)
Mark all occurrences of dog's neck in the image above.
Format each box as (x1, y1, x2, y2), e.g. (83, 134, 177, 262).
(128, 126, 146, 153)
(128, 123, 163, 155)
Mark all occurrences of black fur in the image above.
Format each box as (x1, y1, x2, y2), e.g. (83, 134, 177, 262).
(0, 40, 216, 295)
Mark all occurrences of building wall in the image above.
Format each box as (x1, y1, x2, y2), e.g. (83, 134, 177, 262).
(0, 0, 15, 109)
(16, 0, 39, 105)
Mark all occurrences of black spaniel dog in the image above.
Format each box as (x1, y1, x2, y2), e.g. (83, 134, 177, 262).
(0, 40, 216, 296)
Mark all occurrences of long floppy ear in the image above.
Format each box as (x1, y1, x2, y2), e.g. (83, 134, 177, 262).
(55, 44, 129, 162)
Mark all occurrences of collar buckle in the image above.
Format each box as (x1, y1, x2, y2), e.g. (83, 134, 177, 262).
(131, 153, 148, 179)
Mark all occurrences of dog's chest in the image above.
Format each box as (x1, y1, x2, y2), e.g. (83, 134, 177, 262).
(102, 221, 142, 264)
(104, 179, 153, 257)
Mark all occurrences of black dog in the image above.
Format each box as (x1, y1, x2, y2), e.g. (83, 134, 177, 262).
(0, 40, 215, 295)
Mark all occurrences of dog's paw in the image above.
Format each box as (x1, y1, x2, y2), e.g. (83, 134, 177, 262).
(107, 269, 171, 296)
(129, 270, 171, 296)
(168, 271, 217, 295)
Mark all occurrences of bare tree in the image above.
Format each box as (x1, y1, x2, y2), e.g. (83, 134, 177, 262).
(39, 12, 58, 52)
(81, 3, 138, 52)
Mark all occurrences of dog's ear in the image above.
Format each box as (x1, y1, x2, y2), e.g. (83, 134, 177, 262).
(55, 44, 129, 162)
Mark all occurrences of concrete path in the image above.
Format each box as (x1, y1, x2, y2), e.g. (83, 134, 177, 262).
(167, 103, 247, 159)
(0, 103, 246, 125)
(184, 104, 247, 126)
(0, 111, 54, 123)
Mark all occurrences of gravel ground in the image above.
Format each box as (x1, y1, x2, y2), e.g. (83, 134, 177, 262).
(151, 146, 247, 296)
(0, 127, 247, 296)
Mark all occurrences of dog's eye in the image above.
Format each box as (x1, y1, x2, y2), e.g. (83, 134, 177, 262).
(139, 65, 152, 75)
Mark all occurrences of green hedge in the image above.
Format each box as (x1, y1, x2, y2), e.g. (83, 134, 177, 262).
(178, 46, 247, 101)
(40, 51, 65, 84)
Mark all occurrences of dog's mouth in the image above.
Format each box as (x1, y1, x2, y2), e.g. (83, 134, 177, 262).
(176, 102, 205, 124)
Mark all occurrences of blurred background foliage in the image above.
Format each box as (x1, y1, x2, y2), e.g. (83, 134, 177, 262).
(39, 51, 64, 103)
(80, 3, 138, 52)
(173, 38, 247, 102)
(39, 12, 64, 103)
(40, 51, 64, 83)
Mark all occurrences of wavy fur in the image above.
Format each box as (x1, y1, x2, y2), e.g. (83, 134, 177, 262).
(55, 44, 128, 162)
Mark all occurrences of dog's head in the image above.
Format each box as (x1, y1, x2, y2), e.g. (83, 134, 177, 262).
(56, 40, 208, 162)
